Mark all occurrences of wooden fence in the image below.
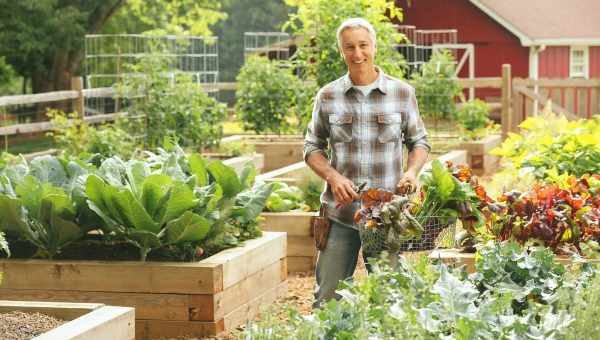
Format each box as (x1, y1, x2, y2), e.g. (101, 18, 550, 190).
(0, 67, 599, 140)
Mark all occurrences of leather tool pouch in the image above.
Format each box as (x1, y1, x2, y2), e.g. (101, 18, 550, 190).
(312, 202, 331, 251)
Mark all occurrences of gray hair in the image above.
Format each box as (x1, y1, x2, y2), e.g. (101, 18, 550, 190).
(336, 18, 377, 50)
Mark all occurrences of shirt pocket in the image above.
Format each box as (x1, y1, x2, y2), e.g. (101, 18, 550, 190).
(376, 113, 403, 143)
(328, 114, 353, 143)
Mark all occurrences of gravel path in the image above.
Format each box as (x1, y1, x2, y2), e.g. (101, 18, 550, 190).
(192, 253, 369, 340)
(0, 311, 65, 340)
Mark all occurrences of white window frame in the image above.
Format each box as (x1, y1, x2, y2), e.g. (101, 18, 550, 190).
(570, 46, 589, 78)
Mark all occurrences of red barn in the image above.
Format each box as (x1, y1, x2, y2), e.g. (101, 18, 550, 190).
(396, 0, 600, 80)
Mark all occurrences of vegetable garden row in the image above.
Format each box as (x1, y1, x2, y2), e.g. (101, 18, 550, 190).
(1, 109, 598, 339)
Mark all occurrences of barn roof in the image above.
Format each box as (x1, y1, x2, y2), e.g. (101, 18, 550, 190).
(470, 0, 600, 46)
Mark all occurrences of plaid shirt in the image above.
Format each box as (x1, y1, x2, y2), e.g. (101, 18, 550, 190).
(304, 68, 431, 228)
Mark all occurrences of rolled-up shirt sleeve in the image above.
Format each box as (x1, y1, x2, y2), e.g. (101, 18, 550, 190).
(404, 86, 431, 153)
(303, 90, 329, 161)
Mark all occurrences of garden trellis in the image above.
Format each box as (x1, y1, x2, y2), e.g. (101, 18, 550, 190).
(84, 34, 219, 115)
(243, 32, 291, 61)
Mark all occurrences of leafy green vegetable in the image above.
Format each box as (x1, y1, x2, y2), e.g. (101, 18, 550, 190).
(85, 156, 211, 261)
(244, 241, 578, 339)
(0, 176, 83, 259)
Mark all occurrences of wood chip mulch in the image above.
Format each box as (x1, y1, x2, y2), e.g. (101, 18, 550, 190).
(0, 311, 65, 340)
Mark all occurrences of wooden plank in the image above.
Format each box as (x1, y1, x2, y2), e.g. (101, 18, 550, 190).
(0, 233, 285, 294)
(0, 260, 223, 294)
(136, 319, 223, 340)
(288, 236, 316, 257)
(0, 300, 102, 321)
(36, 306, 135, 340)
(287, 256, 316, 273)
(222, 281, 288, 332)
(255, 161, 308, 182)
(202, 232, 286, 290)
(190, 258, 286, 321)
(0, 112, 123, 137)
(71, 77, 84, 119)
(0, 91, 78, 107)
(457, 77, 502, 88)
(222, 153, 264, 174)
(253, 141, 304, 172)
(0, 289, 190, 321)
(260, 212, 316, 236)
(514, 78, 600, 88)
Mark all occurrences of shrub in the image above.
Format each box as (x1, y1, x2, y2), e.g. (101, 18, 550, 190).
(285, 0, 407, 87)
(455, 99, 490, 131)
(117, 50, 226, 151)
(46, 109, 136, 160)
(235, 56, 312, 134)
(411, 50, 462, 120)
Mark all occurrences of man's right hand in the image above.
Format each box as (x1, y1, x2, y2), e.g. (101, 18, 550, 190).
(327, 173, 359, 207)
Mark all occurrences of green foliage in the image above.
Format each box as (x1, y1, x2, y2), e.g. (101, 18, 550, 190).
(0, 56, 17, 94)
(0, 155, 97, 259)
(471, 241, 566, 313)
(558, 269, 600, 340)
(122, 0, 226, 36)
(0, 1, 227, 93)
(411, 50, 462, 119)
(245, 241, 578, 339)
(86, 149, 272, 260)
(416, 160, 483, 228)
(214, 140, 255, 157)
(265, 182, 305, 212)
(285, 0, 407, 87)
(235, 56, 313, 134)
(211, 0, 292, 82)
(0, 147, 272, 261)
(297, 171, 325, 212)
(491, 112, 600, 179)
(455, 98, 493, 133)
(117, 51, 227, 151)
(264, 181, 321, 212)
(46, 109, 136, 160)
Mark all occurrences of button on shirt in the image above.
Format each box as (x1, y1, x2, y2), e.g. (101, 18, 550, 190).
(303, 67, 431, 228)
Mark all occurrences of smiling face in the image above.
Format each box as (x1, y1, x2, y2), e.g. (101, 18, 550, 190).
(339, 27, 376, 76)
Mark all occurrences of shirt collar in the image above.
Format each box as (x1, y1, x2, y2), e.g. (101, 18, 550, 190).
(341, 66, 388, 95)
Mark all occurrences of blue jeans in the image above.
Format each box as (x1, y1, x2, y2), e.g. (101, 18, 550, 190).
(313, 220, 370, 308)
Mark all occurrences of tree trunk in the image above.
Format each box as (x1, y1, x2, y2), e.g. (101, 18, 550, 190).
(30, 0, 127, 94)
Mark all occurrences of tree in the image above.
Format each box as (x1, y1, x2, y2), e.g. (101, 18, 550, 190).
(212, 0, 292, 82)
(0, 56, 17, 94)
(285, 0, 407, 87)
(0, 0, 226, 94)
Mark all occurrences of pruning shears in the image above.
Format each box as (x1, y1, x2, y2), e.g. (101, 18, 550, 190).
(335, 181, 368, 208)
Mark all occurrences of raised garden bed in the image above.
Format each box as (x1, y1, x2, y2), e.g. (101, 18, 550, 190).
(0, 300, 134, 340)
(221, 135, 304, 173)
(458, 134, 501, 175)
(429, 248, 600, 273)
(0, 232, 287, 339)
(261, 212, 317, 273)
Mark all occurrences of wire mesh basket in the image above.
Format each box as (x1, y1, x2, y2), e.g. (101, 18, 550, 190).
(359, 215, 456, 258)
(398, 216, 456, 252)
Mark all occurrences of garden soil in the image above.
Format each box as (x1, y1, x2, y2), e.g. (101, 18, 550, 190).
(0, 311, 64, 340)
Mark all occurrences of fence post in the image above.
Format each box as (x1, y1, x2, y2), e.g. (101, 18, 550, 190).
(501, 64, 512, 139)
(71, 77, 84, 119)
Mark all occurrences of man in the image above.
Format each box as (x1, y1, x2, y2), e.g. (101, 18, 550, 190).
(304, 17, 431, 307)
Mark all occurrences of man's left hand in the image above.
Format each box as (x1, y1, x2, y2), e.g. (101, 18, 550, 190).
(396, 171, 417, 195)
